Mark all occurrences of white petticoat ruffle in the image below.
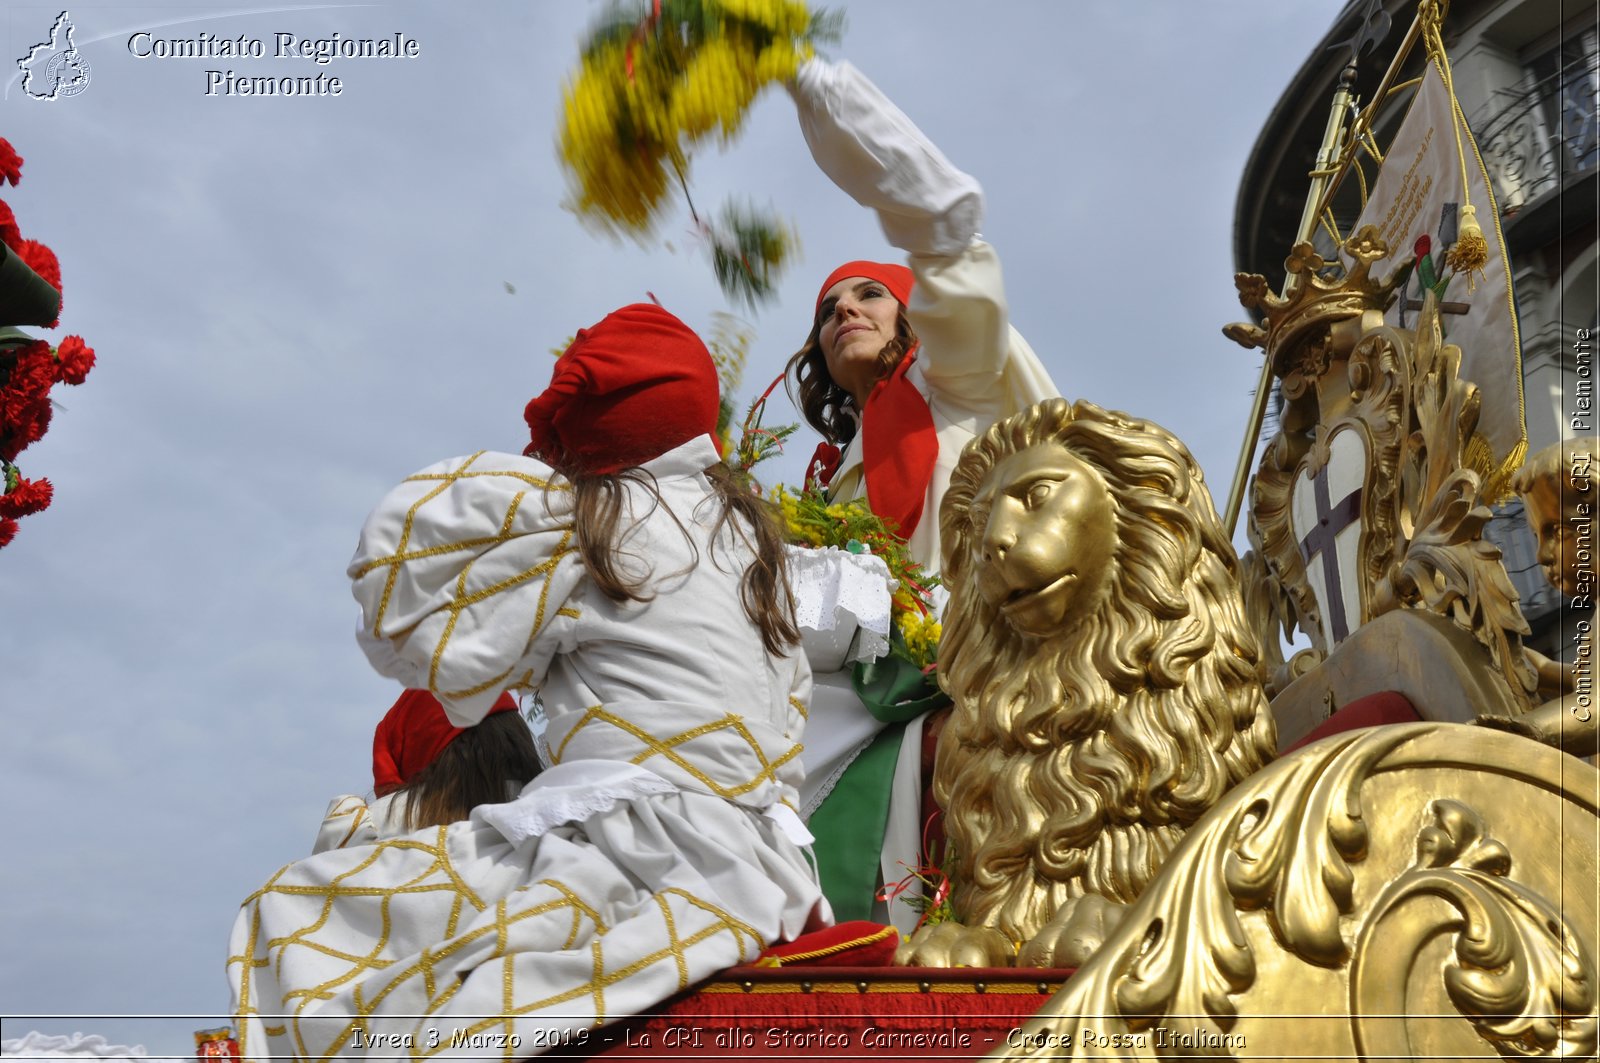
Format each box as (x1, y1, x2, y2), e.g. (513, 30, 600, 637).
(785, 545, 893, 669)
(475, 760, 816, 850)
(474, 761, 678, 846)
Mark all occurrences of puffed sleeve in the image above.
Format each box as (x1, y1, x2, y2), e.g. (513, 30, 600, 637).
(789, 57, 980, 257)
(347, 451, 585, 728)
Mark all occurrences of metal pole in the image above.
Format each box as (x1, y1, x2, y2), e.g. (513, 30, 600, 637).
(1312, 13, 1426, 227)
(1221, 62, 1360, 538)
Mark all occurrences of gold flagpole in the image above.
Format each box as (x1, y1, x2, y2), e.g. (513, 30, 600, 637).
(1220, 63, 1358, 537)
(1220, 5, 1428, 539)
(1310, 13, 1427, 235)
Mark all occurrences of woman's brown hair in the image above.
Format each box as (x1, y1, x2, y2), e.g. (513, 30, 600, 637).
(396, 709, 542, 830)
(566, 463, 800, 658)
(784, 305, 919, 446)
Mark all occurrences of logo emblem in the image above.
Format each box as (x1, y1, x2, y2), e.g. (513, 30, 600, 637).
(1290, 429, 1367, 648)
(18, 11, 92, 101)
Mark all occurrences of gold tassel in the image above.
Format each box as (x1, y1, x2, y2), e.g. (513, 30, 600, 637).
(1447, 203, 1489, 284)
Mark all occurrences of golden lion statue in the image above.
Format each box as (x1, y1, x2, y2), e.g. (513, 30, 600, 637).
(901, 398, 1279, 967)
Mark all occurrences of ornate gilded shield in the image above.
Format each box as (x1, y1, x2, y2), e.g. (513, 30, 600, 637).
(1289, 428, 1368, 648)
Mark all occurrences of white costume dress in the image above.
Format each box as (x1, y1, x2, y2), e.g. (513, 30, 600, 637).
(229, 438, 828, 1059)
(791, 60, 1059, 929)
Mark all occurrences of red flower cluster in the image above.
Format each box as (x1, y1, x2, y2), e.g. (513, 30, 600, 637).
(0, 200, 19, 252)
(0, 472, 52, 518)
(55, 335, 94, 385)
(0, 136, 95, 549)
(0, 139, 21, 187)
(0, 338, 100, 462)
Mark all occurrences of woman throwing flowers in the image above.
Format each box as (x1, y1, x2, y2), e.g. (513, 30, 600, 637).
(787, 58, 1059, 572)
(785, 57, 1059, 928)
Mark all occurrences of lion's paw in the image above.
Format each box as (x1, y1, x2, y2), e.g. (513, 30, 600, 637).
(894, 921, 1016, 968)
(1016, 894, 1125, 968)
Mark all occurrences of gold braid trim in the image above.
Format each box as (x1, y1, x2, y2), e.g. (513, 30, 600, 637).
(754, 923, 900, 967)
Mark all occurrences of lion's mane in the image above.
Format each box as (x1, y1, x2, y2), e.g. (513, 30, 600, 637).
(935, 398, 1277, 945)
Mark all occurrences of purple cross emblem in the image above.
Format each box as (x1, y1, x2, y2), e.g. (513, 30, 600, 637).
(1298, 464, 1362, 643)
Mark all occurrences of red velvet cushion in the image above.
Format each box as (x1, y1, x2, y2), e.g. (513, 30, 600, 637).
(1283, 691, 1421, 753)
(755, 921, 899, 967)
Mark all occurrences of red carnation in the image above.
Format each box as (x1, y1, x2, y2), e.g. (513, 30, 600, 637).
(54, 336, 94, 385)
(2, 341, 58, 402)
(0, 517, 16, 548)
(0, 389, 52, 435)
(1, 342, 57, 400)
(0, 475, 52, 518)
(0, 200, 20, 253)
(18, 238, 60, 291)
(0, 344, 56, 462)
(0, 139, 21, 187)
(0, 382, 46, 426)
(1414, 234, 1431, 259)
(0, 400, 52, 463)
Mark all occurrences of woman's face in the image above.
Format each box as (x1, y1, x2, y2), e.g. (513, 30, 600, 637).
(817, 276, 901, 406)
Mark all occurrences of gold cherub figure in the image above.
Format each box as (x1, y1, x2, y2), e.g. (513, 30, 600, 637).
(1487, 438, 1599, 756)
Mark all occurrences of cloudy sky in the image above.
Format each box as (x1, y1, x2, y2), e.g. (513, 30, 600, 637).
(1, 1, 1341, 1054)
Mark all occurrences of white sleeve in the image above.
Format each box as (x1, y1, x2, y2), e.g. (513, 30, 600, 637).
(313, 795, 376, 854)
(789, 58, 982, 257)
(790, 59, 1058, 406)
(912, 243, 1060, 411)
(347, 451, 585, 728)
(787, 649, 813, 744)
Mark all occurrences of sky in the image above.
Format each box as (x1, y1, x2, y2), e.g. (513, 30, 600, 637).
(0, 2, 1343, 1055)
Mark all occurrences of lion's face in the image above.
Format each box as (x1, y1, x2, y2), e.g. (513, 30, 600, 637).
(968, 442, 1116, 638)
(935, 398, 1278, 944)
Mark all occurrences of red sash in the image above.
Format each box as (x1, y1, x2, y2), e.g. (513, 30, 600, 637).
(861, 349, 937, 540)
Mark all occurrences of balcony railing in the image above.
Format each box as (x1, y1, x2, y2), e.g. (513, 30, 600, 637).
(1475, 44, 1598, 214)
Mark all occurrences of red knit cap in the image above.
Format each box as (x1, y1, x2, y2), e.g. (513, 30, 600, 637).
(813, 260, 914, 320)
(523, 303, 720, 474)
(372, 689, 519, 796)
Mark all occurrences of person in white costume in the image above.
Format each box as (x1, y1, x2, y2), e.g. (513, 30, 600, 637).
(228, 303, 829, 1059)
(783, 58, 1060, 928)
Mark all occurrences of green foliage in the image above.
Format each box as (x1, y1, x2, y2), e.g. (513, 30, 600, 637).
(707, 202, 794, 310)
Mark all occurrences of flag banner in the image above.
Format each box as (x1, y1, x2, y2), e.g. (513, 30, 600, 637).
(1345, 59, 1526, 496)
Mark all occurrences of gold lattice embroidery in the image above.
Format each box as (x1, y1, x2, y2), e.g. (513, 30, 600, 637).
(322, 798, 372, 851)
(404, 465, 568, 491)
(500, 491, 525, 536)
(366, 461, 463, 638)
(428, 532, 576, 699)
(357, 452, 575, 644)
(654, 893, 690, 990)
(552, 707, 801, 799)
(410, 882, 738, 1051)
(236, 842, 774, 1062)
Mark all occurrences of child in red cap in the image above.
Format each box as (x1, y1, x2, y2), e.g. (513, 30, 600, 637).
(231, 302, 826, 1057)
(311, 689, 538, 853)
